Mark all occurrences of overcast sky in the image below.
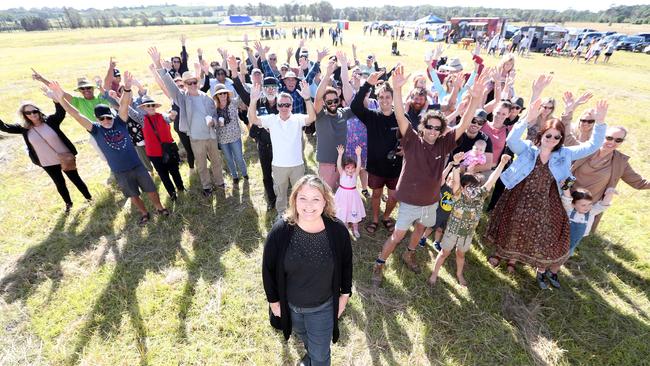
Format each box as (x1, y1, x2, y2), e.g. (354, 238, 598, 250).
(1, 0, 647, 12)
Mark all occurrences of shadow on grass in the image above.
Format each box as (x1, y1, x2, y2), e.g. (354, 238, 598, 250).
(66, 199, 184, 366)
(0, 193, 121, 303)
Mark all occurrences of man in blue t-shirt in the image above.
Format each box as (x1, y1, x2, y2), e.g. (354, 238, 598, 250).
(49, 74, 168, 226)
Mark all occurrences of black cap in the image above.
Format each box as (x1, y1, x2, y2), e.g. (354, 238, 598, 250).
(474, 109, 488, 120)
(511, 97, 525, 110)
(263, 76, 279, 87)
(113, 68, 121, 77)
(94, 104, 115, 119)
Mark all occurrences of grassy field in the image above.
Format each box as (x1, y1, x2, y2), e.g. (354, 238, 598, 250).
(0, 22, 649, 365)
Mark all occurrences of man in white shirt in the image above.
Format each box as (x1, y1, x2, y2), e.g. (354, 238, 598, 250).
(248, 81, 316, 213)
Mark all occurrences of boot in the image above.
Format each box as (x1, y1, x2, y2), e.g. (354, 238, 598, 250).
(401, 250, 420, 273)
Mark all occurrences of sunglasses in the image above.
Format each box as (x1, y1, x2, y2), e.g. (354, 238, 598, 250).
(542, 106, 554, 110)
(23, 110, 40, 115)
(172, 60, 181, 64)
(278, 103, 292, 108)
(99, 116, 113, 121)
(544, 133, 562, 140)
(513, 106, 522, 110)
(78, 87, 93, 91)
(325, 98, 339, 106)
(579, 119, 595, 124)
(605, 136, 624, 143)
(269, 57, 277, 61)
(184, 80, 198, 86)
(471, 119, 486, 126)
(424, 125, 443, 131)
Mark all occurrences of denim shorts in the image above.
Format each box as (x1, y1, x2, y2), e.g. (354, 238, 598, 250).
(115, 164, 156, 197)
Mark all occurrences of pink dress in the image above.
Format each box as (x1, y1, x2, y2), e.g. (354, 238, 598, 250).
(334, 173, 366, 224)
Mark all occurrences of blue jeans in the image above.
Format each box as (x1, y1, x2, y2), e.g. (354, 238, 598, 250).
(220, 139, 247, 179)
(290, 298, 333, 366)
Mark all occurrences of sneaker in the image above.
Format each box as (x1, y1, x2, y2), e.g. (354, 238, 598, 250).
(418, 237, 427, 248)
(381, 194, 388, 202)
(371, 263, 384, 287)
(546, 270, 561, 288)
(401, 250, 420, 273)
(202, 188, 213, 197)
(243, 175, 249, 180)
(233, 177, 240, 184)
(361, 189, 371, 199)
(433, 241, 442, 252)
(65, 203, 73, 213)
(536, 271, 549, 290)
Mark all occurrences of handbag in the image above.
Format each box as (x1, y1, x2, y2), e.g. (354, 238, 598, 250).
(146, 115, 180, 164)
(32, 127, 76, 171)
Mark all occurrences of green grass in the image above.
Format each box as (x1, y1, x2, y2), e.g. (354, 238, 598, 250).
(1, 22, 649, 365)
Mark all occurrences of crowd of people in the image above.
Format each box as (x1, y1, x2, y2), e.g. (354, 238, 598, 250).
(2, 33, 649, 366)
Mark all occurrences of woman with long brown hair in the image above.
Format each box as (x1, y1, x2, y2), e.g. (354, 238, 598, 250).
(262, 175, 352, 366)
(0, 93, 91, 212)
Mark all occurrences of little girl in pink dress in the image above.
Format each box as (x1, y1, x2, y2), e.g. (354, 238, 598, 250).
(334, 145, 366, 238)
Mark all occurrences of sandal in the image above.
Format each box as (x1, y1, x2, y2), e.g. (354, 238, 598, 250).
(157, 208, 170, 217)
(366, 222, 379, 234)
(506, 260, 517, 274)
(381, 218, 395, 233)
(138, 212, 150, 226)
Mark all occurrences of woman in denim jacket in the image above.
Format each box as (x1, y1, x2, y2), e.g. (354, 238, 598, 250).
(484, 99, 608, 289)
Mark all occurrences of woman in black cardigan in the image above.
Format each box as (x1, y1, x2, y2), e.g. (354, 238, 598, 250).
(0, 97, 91, 212)
(262, 175, 353, 366)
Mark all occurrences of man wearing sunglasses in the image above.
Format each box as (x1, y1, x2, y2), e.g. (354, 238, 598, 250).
(450, 109, 494, 174)
(150, 46, 225, 196)
(48, 74, 168, 226)
(313, 56, 355, 190)
(248, 81, 316, 215)
(572, 125, 650, 233)
(370, 65, 488, 286)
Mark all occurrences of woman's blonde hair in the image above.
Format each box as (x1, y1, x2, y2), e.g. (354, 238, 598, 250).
(283, 174, 336, 225)
(17, 101, 45, 128)
(498, 53, 516, 72)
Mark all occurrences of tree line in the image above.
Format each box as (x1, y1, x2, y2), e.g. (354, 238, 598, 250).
(1, 3, 649, 32)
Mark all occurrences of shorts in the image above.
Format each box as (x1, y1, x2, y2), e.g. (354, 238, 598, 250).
(604, 52, 612, 57)
(395, 202, 438, 231)
(434, 211, 451, 229)
(367, 172, 398, 190)
(440, 232, 473, 253)
(115, 164, 156, 198)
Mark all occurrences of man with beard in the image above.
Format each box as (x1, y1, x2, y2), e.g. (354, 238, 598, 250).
(451, 109, 494, 175)
(405, 87, 429, 130)
(350, 71, 402, 235)
(371, 65, 487, 286)
(313, 56, 355, 190)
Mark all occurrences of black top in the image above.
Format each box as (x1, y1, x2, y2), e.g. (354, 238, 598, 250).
(284, 227, 334, 307)
(168, 45, 188, 79)
(232, 77, 275, 145)
(452, 130, 494, 158)
(0, 102, 75, 166)
(350, 82, 403, 178)
(262, 216, 352, 343)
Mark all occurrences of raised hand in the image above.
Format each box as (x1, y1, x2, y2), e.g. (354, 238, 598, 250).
(287, 47, 293, 59)
(180, 34, 187, 46)
(433, 44, 444, 60)
(575, 91, 593, 107)
(317, 48, 329, 62)
(193, 62, 201, 78)
(336, 144, 345, 155)
(299, 38, 306, 49)
(336, 50, 348, 66)
(109, 56, 117, 69)
(226, 54, 238, 72)
(531, 74, 553, 94)
(468, 73, 488, 100)
(197, 48, 203, 57)
(500, 154, 512, 165)
(526, 98, 543, 121)
(299, 80, 311, 99)
(200, 59, 210, 74)
(563, 91, 575, 110)
(48, 81, 65, 102)
(250, 83, 262, 100)
(31, 68, 45, 82)
(40, 86, 55, 100)
(162, 59, 172, 70)
(355, 145, 362, 156)
(147, 47, 162, 68)
(123, 71, 133, 90)
(366, 70, 385, 86)
(391, 64, 410, 89)
(593, 100, 608, 124)
(108, 90, 119, 100)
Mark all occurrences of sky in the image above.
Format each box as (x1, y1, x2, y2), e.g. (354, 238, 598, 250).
(1, 0, 648, 12)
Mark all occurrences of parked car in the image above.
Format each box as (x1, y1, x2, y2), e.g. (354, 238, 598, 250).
(644, 44, 650, 54)
(579, 31, 605, 44)
(634, 33, 650, 42)
(602, 33, 627, 47)
(617, 36, 645, 51)
(633, 41, 649, 52)
(504, 25, 519, 39)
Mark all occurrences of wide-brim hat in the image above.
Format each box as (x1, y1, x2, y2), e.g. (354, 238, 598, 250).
(76, 77, 94, 90)
(281, 71, 302, 80)
(137, 95, 162, 108)
(181, 71, 198, 83)
(439, 58, 463, 72)
(212, 83, 233, 97)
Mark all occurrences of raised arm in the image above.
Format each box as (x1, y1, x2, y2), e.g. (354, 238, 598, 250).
(354, 145, 362, 175)
(391, 65, 412, 137)
(315, 59, 336, 112)
(118, 71, 133, 121)
(454, 71, 488, 140)
(103, 57, 116, 91)
(179, 35, 189, 73)
(336, 144, 345, 175)
(149, 47, 182, 104)
(32, 68, 73, 102)
(247, 84, 263, 126)
(300, 80, 316, 125)
(566, 100, 608, 161)
(507, 98, 542, 155)
(49, 81, 93, 131)
(483, 154, 511, 191)
(338, 51, 354, 104)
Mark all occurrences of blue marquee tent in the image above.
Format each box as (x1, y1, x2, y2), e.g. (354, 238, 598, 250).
(416, 15, 445, 24)
(220, 15, 259, 26)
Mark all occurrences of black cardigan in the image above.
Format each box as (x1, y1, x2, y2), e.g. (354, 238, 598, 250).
(0, 102, 75, 166)
(262, 216, 353, 343)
